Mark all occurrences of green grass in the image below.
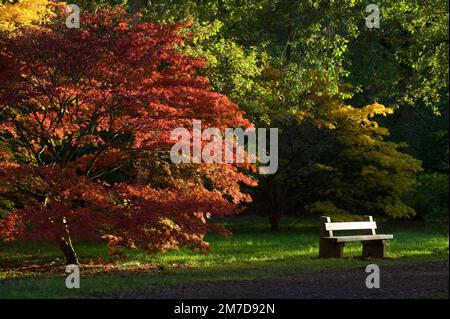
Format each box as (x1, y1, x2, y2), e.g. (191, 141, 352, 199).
(0, 216, 448, 298)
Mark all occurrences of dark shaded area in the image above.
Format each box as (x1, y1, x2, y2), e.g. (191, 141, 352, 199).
(119, 261, 448, 299)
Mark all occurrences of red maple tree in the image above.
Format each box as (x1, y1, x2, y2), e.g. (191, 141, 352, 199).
(0, 5, 254, 264)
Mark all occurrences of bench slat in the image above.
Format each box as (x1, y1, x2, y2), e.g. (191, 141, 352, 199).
(325, 221, 377, 231)
(324, 234, 393, 242)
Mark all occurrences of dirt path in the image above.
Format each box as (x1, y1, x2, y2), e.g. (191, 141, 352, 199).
(120, 261, 449, 299)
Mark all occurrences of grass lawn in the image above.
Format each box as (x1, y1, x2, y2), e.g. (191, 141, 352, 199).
(0, 215, 448, 298)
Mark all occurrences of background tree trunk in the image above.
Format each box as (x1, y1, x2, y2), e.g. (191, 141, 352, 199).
(266, 178, 287, 231)
(269, 210, 282, 231)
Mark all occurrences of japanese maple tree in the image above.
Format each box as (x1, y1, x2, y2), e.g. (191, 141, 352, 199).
(0, 5, 254, 264)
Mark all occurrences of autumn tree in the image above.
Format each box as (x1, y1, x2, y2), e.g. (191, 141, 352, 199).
(0, 5, 254, 264)
(247, 67, 422, 230)
(0, 0, 54, 33)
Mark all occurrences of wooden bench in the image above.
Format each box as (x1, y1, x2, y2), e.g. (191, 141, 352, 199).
(319, 216, 393, 259)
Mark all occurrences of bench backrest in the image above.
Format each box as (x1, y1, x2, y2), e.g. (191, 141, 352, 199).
(320, 216, 377, 237)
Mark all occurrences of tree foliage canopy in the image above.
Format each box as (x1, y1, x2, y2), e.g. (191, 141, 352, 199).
(0, 0, 55, 32)
(0, 5, 254, 258)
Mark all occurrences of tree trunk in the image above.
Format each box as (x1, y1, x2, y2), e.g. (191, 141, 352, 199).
(59, 216, 79, 265)
(59, 236, 79, 265)
(269, 211, 281, 231)
(266, 177, 286, 232)
(128, 0, 145, 14)
(285, 24, 293, 64)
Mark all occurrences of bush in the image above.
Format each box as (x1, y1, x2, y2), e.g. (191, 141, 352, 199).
(410, 173, 449, 221)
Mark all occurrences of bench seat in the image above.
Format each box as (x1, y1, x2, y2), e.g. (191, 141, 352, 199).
(324, 234, 394, 242)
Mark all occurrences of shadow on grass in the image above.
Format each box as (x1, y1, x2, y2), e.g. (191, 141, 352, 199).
(0, 252, 448, 298)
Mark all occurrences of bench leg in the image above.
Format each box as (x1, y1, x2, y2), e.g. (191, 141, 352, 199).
(362, 240, 387, 258)
(319, 239, 345, 258)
